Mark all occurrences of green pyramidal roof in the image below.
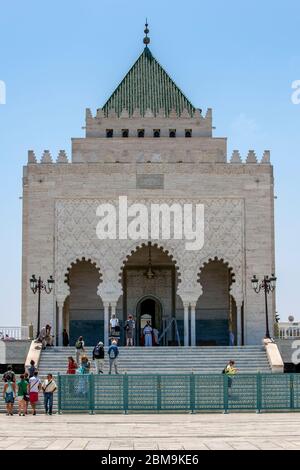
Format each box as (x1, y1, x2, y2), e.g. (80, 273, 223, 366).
(102, 47, 195, 117)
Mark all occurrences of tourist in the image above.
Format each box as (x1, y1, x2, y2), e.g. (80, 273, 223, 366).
(67, 356, 78, 374)
(229, 330, 235, 346)
(124, 314, 135, 346)
(108, 339, 119, 374)
(92, 341, 105, 374)
(2, 365, 16, 383)
(42, 373, 57, 415)
(223, 360, 237, 396)
(3, 334, 15, 341)
(37, 325, 46, 347)
(63, 329, 69, 347)
(38, 324, 53, 349)
(75, 336, 85, 364)
(110, 313, 120, 341)
(81, 355, 91, 374)
(45, 325, 54, 346)
(17, 374, 28, 416)
(27, 359, 37, 378)
(28, 370, 41, 415)
(143, 321, 153, 347)
(76, 364, 85, 375)
(24, 373, 29, 414)
(66, 357, 77, 395)
(3, 377, 16, 416)
(75, 364, 88, 396)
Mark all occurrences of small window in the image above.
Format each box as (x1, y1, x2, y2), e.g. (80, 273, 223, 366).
(138, 129, 145, 138)
(169, 129, 176, 138)
(122, 129, 129, 138)
(185, 129, 192, 138)
(153, 129, 160, 138)
(106, 129, 113, 138)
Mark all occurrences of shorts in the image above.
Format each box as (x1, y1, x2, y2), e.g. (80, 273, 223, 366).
(29, 392, 39, 403)
(17, 396, 25, 402)
(5, 393, 14, 404)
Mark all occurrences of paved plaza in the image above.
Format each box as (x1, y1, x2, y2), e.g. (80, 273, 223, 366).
(0, 413, 300, 450)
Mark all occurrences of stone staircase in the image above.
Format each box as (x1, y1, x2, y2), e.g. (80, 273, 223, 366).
(39, 345, 271, 375)
(0, 345, 271, 414)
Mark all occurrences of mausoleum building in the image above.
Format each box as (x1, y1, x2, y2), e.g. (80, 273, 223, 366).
(21, 27, 276, 346)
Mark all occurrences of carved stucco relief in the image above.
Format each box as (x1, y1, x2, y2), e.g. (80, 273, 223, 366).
(55, 198, 244, 304)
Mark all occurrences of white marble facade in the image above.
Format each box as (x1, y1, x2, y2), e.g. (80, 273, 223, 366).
(21, 42, 275, 347)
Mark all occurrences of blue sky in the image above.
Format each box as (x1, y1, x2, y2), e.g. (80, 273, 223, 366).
(0, 0, 299, 325)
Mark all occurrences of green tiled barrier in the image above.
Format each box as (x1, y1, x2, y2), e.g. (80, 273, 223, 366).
(58, 373, 300, 414)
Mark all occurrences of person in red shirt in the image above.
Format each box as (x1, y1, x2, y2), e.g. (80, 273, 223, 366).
(67, 356, 77, 374)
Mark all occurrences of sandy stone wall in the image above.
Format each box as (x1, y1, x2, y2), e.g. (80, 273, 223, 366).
(22, 115, 275, 345)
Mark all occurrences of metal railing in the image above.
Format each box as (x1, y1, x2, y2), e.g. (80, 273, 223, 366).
(0, 326, 30, 340)
(57, 373, 300, 414)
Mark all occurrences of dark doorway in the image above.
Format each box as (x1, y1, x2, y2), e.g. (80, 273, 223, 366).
(140, 298, 156, 326)
(137, 297, 162, 345)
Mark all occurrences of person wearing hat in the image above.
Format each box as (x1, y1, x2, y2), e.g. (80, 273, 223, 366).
(92, 341, 105, 374)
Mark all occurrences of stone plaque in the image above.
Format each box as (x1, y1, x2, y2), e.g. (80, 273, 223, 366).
(136, 174, 164, 189)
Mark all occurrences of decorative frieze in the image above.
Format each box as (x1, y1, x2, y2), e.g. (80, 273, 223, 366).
(54, 198, 244, 305)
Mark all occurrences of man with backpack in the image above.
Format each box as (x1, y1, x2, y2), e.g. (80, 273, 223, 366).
(92, 341, 105, 374)
(75, 336, 85, 365)
(3, 377, 16, 416)
(124, 314, 135, 346)
(108, 339, 119, 374)
(27, 359, 37, 378)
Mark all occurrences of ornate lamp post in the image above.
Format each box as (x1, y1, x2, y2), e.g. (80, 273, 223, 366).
(30, 275, 55, 337)
(251, 274, 277, 339)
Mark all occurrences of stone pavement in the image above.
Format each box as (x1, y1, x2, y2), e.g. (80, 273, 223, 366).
(0, 413, 300, 450)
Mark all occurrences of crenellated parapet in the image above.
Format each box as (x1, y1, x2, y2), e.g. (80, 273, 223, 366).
(27, 150, 69, 164)
(230, 150, 271, 164)
(27, 150, 37, 164)
(27, 147, 271, 166)
(56, 150, 68, 163)
(41, 150, 53, 164)
(84, 107, 213, 138)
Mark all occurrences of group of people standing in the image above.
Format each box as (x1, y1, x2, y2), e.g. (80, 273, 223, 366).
(2, 362, 57, 416)
(110, 314, 159, 347)
(39, 314, 159, 350)
(70, 336, 119, 375)
(109, 313, 135, 346)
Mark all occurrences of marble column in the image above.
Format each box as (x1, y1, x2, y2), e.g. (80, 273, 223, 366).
(110, 301, 117, 318)
(236, 302, 242, 346)
(183, 302, 190, 346)
(190, 302, 196, 347)
(57, 301, 64, 347)
(103, 302, 110, 347)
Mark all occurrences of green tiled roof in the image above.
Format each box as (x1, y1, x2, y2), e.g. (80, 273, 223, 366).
(102, 47, 195, 117)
